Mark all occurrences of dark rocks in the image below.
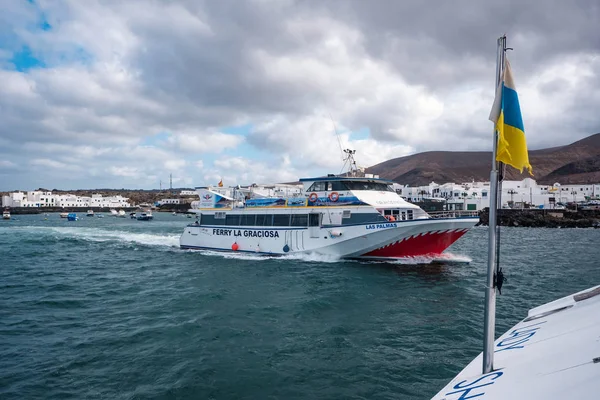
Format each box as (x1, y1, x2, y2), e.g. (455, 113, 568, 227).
(478, 208, 600, 228)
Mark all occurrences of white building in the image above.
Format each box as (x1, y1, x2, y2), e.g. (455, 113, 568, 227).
(1, 191, 131, 208)
(157, 198, 182, 206)
(394, 178, 599, 211)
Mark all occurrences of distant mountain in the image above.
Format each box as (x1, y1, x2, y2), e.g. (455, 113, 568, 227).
(366, 133, 600, 185)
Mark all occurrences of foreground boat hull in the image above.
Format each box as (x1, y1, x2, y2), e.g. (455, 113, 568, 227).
(180, 217, 478, 260)
(431, 284, 600, 399)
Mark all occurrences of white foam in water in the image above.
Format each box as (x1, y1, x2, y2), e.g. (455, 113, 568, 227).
(380, 252, 472, 265)
(186, 247, 470, 265)
(282, 252, 342, 263)
(43, 226, 180, 248)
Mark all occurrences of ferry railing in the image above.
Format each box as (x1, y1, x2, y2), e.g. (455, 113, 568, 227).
(427, 210, 480, 219)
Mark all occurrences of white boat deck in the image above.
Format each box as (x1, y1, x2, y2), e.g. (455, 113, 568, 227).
(432, 284, 600, 399)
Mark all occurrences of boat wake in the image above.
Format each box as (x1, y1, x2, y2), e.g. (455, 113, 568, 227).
(25, 226, 180, 248)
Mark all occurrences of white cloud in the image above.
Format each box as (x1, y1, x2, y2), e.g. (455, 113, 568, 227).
(30, 158, 72, 169)
(0, 160, 17, 168)
(167, 131, 244, 153)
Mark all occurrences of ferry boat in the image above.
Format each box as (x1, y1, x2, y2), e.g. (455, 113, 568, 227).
(2, 209, 10, 220)
(180, 171, 478, 260)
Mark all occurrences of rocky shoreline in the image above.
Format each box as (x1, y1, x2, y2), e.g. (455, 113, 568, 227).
(478, 208, 600, 228)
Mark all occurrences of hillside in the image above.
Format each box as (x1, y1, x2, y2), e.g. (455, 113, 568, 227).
(366, 133, 600, 185)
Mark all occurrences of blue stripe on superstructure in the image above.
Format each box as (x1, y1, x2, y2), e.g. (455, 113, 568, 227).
(502, 85, 524, 132)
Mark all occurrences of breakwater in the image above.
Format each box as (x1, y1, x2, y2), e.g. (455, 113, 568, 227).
(478, 208, 600, 228)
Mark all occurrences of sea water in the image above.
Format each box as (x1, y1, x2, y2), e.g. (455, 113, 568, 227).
(1, 214, 598, 399)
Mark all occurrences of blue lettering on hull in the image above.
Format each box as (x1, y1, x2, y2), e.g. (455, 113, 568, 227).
(365, 223, 398, 230)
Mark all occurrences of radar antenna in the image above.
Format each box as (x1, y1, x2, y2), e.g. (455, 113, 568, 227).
(342, 149, 358, 177)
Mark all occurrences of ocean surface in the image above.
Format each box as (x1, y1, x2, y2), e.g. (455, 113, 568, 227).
(1, 213, 598, 400)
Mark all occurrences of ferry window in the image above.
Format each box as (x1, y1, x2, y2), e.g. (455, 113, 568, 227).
(226, 215, 240, 225)
(342, 210, 351, 219)
(273, 214, 290, 226)
(383, 209, 392, 216)
(401, 211, 406, 220)
(331, 181, 347, 191)
(215, 212, 226, 219)
(291, 214, 308, 227)
(327, 182, 333, 191)
(256, 214, 273, 226)
(309, 213, 320, 227)
(241, 214, 256, 226)
(309, 182, 327, 192)
(407, 210, 414, 220)
(345, 181, 394, 191)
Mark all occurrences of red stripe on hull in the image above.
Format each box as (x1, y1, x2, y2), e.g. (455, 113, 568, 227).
(361, 229, 468, 258)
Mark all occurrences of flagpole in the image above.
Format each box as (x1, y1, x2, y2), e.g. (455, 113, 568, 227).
(483, 34, 506, 374)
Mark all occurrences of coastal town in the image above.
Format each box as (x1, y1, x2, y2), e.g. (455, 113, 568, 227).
(3, 177, 599, 213)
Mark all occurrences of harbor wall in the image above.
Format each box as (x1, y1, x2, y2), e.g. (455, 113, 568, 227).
(478, 208, 600, 228)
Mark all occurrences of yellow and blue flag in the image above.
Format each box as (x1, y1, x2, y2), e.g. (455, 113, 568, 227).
(489, 56, 532, 174)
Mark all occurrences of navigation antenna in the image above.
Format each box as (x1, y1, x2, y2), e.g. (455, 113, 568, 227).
(342, 149, 358, 177)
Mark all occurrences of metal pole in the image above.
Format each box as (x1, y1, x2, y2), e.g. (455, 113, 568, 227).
(483, 34, 506, 374)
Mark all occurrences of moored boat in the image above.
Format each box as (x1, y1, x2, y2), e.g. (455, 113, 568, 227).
(180, 168, 478, 259)
(86, 210, 94, 216)
(2, 209, 10, 220)
(136, 211, 153, 221)
(67, 213, 78, 221)
(60, 212, 69, 218)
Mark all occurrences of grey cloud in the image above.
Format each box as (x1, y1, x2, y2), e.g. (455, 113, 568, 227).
(0, 0, 599, 190)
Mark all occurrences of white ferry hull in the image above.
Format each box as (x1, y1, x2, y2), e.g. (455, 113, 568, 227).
(180, 217, 477, 259)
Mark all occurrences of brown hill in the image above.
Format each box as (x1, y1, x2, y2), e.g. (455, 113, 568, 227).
(366, 133, 600, 185)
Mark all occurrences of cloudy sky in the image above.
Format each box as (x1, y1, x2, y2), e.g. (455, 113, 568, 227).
(1, 0, 598, 190)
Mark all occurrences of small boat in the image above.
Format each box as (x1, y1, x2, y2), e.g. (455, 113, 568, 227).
(117, 210, 126, 218)
(60, 212, 69, 218)
(137, 211, 153, 221)
(130, 212, 137, 219)
(110, 209, 118, 217)
(2, 209, 10, 220)
(172, 212, 177, 216)
(67, 213, 78, 221)
(86, 210, 94, 216)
